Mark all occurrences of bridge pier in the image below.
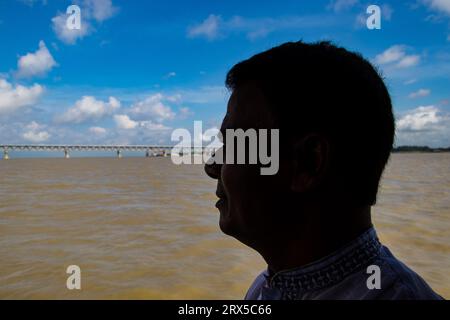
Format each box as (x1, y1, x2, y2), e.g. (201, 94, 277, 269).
(64, 149, 70, 159)
(117, 149, 123, 158)
(3, 149, 9, 160)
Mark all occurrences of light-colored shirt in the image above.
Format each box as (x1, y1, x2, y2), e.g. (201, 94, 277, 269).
(244, 228, 443, 300)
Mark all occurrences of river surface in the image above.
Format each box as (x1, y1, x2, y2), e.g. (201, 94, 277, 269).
(0, 153, 448, 299)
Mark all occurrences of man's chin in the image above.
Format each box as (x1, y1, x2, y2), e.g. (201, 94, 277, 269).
(219, 214, 256, 250)
(217, 205, 236, 236)
(216, 204, 251, 245)
(219, 215, 233, 234)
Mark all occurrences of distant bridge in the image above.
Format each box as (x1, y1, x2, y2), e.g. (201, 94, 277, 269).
(0, 145, 213, 159)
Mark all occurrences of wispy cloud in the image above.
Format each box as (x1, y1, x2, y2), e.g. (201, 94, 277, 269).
(404, 78, 418, 85)
(326, 0, 359, 12)
(187, 14, 339, 40)
(187, 14, 221, 40)
(178, 107, 193, 119)
(114, 114, 171, 131)
(422, 0, 450, 16)
(408, 88, 431, 99)
(381, 4, 394, 21)
(16, 0, 48, 6)
(89, 126, 107, 135)
(84, 0, 117, 22)
(163, 71, 177, 79)
(375, 45, 420, 68)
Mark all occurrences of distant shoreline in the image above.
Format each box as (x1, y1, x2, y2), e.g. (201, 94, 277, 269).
(392, 146, 450, 153)
(1, 146, 450, 160)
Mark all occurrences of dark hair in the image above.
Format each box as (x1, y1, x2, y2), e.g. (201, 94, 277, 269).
(225, 41, 395, 206)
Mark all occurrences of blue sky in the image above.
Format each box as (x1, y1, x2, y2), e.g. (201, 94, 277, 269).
(0, 0, 449, 150)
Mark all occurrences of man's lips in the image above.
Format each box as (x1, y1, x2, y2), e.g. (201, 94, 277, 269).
(215, 190, 227, 199)
(215, 198, 227, 208)
(215, 182, 227, 208)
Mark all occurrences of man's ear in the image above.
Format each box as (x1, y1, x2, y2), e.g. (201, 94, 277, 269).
(290, 133, 331, 193)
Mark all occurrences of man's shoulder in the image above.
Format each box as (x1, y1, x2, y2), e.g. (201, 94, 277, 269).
(375, 246, 443, 300)
(244, 270, 268, 300)
(244, 246, 444, 300)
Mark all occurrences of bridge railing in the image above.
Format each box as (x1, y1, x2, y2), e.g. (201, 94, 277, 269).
(0, 145, 216, 159)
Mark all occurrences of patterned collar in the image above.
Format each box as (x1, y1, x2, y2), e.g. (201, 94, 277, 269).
(265, 228, 382, 300)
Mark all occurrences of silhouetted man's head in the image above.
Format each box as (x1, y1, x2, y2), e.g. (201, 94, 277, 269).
(205, 41, 395, 251)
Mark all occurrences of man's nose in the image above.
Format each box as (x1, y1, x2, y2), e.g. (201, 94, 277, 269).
(204, 160, 221, 180)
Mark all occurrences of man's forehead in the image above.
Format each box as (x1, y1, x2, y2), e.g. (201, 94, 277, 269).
(226, 83, 275, 128)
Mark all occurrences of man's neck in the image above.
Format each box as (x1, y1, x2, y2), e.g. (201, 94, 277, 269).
(261, 205, 373, 274)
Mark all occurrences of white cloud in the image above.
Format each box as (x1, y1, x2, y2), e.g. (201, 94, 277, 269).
(57, 96, 120, 123)
(187, 14, 221, 40)
(52, 12, 91, 45)
(0, 79, 44, 115)
(375, 45, 420, 68)
(408, 88, 431, 99)
(89, 126, 107, 134)
(114, 114, 170, 131)
(22, 121, 50, 143)
(16, 41, 57, 78)
(396, 106, 450, 147)
(52, 0, 117, 44)
(114, 114, 137, 129)
(397, 106, 442, 131)
(327, 0, 359, 12)
(129, 94, 175, 122)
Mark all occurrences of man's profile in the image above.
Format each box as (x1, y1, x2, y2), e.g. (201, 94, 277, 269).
(204, 41, 442, 300)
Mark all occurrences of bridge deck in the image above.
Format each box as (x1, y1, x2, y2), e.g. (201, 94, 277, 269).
(0, 145, 215, 159)
(0, 145, 176, 151)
